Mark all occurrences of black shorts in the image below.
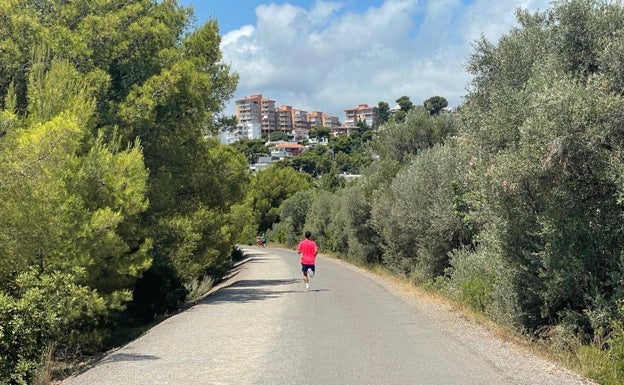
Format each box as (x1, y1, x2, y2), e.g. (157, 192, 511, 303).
(301, 264, 315, 274)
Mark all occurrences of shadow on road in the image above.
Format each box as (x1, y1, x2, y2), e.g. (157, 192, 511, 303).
(201, 278, 303, 304)
(247, 258, 280, 263)
(229, 279, 300, 287)
(98, 353, 160, 364)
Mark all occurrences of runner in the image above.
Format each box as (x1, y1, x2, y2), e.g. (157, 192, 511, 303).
(297, 231, 318, 292)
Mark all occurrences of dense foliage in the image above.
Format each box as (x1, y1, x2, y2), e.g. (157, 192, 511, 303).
(2, 0, 623, 383)
(262, 1, 624, 382)
(0, 0, 246, 382)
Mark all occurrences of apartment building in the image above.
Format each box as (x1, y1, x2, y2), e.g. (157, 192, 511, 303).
(293, 109, 309, 131)
(235, 94, 340, 137)
(276, 105, 295, 132)
(308, 111, 339, 129)
(344, 104, 377, 128)
(323, 115, 340, 129)
(235, 94, 261, 127)
(260, 97, 277, 134)
(235, 94, 278, 135)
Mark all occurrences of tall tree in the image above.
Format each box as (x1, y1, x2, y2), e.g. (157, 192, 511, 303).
(241, 166, 313, 233)
(0, 57, 150, 383)
(459, 0, 624, 332)
(0, 1, 244, 376)
(374, 101, 390, 127)
(396, 96, 414, 112)
(423, 96, 448, 115)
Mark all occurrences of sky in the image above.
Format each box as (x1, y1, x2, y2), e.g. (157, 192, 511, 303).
(178, 0, 551, 118)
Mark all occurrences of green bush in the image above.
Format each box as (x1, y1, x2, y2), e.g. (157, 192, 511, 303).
(273, 191, 315, 247)
(305, 191, 344, 252)
(0, 269, 106, 384)
(373, 144, 471, 281)
(458, 277, 490, 312)
(446, 235, 521, 327)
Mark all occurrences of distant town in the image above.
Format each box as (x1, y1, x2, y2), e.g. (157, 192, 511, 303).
(219, 93, 380, 143)
(217, 93, 383, 172)
(218, 93, 457, 173)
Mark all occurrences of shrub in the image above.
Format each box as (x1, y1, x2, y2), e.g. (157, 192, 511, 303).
(373, 144, 471, 281)
(0, 269, 106, 384)
(446, 232, 521, 327)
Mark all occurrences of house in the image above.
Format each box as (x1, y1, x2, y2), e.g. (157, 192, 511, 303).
(267, 140, 305, 159)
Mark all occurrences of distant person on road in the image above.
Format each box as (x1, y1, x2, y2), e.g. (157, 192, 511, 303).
(297, 231, 318, 292)
(260, 233, 267, 248)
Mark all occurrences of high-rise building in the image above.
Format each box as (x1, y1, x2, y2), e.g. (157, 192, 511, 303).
(260, 97, 277, 134)
(235, 94, 261, 126)
(276, 105, 295, 132)
(235, 94, 277, 135)
(235, 94, 340, 138)
(293, 109, 309, 131)
(308, 111, 340, 129)
(344, 104, 377, 128)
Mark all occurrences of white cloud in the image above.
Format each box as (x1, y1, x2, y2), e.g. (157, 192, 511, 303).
(219, 0, 551, 119)
(221, 25, 255, 48)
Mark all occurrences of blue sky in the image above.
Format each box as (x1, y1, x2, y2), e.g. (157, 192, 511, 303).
(178, 0, 551, 118)
(180, 1, 388, 33)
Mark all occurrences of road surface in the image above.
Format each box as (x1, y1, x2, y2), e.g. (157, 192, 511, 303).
(62, 246, 595, 385)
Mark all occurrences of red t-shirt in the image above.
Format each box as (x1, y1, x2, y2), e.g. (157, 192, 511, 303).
(297, 238, 318, 265)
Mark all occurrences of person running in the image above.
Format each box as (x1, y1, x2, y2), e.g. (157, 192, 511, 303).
(260, 233, 267, 248)
(297, 231, 318, 292)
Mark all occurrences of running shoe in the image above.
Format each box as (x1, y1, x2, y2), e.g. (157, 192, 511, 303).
(307, 268, 314, 279)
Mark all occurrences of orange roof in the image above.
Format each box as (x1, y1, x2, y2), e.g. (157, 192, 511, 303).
(272, 142, 304, 149)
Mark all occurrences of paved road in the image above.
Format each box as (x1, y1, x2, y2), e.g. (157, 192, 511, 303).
(62, 247, 595, 385)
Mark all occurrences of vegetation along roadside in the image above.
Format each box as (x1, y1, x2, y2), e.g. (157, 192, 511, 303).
(0, 0, 623, 384)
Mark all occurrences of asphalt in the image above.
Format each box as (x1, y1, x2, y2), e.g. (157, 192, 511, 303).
(61, 246, 597, 385)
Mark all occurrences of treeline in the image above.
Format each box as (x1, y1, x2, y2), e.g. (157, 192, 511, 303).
(262, 1, 624, 382)
(0, 1, 250, 383)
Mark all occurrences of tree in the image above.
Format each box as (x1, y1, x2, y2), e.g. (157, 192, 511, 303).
(339, 183, 383, 265)
(392, 96, 414, 123)
(230, 138, 269, 164)
(374, 101, 390, 127)
(0, 2, 245, 377)
(309, 126, 331, 139)
(271, 190, 316, 246)
(317, 171, 346, 192)
(371, 106, 456, 164)
(269, 131, 289, 141)
(396, 96, 414, 112)
(283, 145, 332, 177)
(213, 114, 239, 136)
(373, 145, 470, 281)
(304, 191, 345, 252)
(459, 0, 624, 335)
(0, 57, 150, 382)
(423, 96, 448, 115)
(242, 166, 313, 233)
